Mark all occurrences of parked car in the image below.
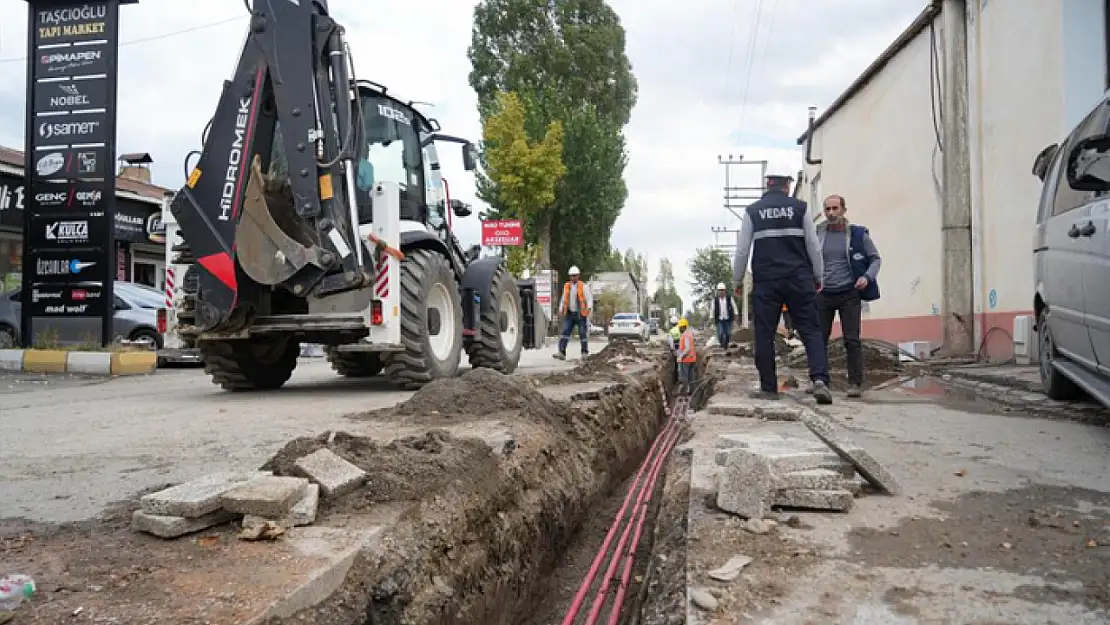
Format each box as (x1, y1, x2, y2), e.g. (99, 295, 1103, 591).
(1032, 93, 1110, 408)
(0, 282, 165, 350)
(607, 312, 650, 341)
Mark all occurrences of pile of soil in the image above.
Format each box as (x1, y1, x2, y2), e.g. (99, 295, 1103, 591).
(390, 367, 557, 421)
(785, 337, 903, 371)
(260, 430, 497, 508)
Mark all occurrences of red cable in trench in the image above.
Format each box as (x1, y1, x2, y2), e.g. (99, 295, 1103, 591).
(606, 417, 682, 624)
(583, 418, 682, 625)
(559, 397, 684, 625)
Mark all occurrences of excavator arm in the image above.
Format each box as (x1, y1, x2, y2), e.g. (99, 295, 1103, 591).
(170, 0, 369, 333)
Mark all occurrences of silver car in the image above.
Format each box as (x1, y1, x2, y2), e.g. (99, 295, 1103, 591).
(607, 312, 650, 341)
(1032, 92, 1110, 408)
(0, 282, 164, 350)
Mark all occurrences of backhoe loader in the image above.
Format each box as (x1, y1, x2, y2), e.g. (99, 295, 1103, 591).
(168, 0, 537, 391)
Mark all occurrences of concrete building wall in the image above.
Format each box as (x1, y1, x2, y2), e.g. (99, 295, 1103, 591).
(799, 0, 1106, 359)
(800, 15, 945, 344)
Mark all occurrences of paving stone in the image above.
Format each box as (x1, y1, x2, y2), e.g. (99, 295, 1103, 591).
(243, 483, 320, 528)
(774, 468, 849, 491)
(715, 449, 774, 519)
(758, 449, 856, 478)
(140, 470, 272, 518)
(131, 508, 237, 539)
(221, 475, 310, 518)
(799, 411, 902, 494)
(772, 488, 855, 512)
(293, 449, 367, 498)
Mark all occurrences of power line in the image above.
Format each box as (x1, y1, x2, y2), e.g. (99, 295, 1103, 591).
(721, 0, 741, 98)
(0, 15, 247, 63)
(735, 0, 765, 134)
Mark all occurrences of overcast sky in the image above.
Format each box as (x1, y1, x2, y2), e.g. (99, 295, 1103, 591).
(0, 0, 923, 307)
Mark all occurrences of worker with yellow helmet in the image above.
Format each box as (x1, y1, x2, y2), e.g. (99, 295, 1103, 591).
(675, 317, 696, 395)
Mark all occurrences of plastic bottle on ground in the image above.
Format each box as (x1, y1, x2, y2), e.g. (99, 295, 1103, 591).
(0, 574, 36, 612)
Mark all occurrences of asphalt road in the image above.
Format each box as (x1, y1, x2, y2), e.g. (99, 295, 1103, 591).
(0, 346, 577, 524)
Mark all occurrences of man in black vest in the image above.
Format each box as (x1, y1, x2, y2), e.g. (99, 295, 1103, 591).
(731, 173, 833, 404)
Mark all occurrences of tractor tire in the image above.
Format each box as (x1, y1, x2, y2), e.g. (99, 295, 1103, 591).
(383, 249, 463, 389)
(326, 348, 383, 378)
(465, 263, 524, 374)
(200, 337, 299, 391)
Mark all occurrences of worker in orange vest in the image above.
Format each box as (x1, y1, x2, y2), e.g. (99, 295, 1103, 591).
(554, 265, 593, 360)
(782, 303, 796, 338)
(675, 317, 696, 395)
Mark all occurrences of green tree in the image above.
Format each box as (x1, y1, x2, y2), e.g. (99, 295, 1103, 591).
(481, 91, 567, 267)
(688, 247, 734, 307)
(652, 257, 683, 318)
(468, 0, 637, 278)
(594, 290, 633, 326)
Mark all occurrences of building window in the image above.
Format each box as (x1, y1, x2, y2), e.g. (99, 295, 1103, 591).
(133, 261, 159, 287)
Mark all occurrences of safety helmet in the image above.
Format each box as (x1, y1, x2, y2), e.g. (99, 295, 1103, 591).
(716, 282, 726, 290)
(678, 318, 689, 329)
(670, 315, 678, 325)
(568, 266, 581, 276)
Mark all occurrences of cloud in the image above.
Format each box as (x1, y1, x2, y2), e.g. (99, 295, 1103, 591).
(0, 0, 925, 308)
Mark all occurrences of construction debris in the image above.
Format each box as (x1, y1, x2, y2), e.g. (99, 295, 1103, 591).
(714, 428, 884, 518)
(293, 448, 366, 498)
(707, 395, 802, 421)
(799, 411, 902, 495)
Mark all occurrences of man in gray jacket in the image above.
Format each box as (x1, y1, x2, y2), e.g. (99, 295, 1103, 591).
(816, 194, 882, 397)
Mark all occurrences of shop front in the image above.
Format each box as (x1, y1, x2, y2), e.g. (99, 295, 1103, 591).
(0, 170, 166, 292)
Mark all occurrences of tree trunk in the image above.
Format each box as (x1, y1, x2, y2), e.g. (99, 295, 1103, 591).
(536, 215, 553, 269)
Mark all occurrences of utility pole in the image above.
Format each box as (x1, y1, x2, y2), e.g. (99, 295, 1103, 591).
(939, 0, 975, 356)
(713, 154, 767, 331)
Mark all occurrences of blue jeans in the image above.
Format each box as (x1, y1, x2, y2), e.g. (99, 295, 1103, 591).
(716, 319, 732, 348)
(559, 312, 589, 355)
(679, 362, 695, 392)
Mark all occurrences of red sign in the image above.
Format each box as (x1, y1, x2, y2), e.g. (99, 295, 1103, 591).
(481, 219, 524, 247)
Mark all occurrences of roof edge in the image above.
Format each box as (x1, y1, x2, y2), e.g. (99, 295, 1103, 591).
(796, 1, 941, 146)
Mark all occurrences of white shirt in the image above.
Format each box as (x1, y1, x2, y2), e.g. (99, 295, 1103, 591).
(717, 295, 731, 320)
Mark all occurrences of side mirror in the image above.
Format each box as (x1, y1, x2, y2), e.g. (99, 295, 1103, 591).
(450, 199, 472, 218)
(1066, 134, 1110, 191)
(1032, 143, 1059, 181)
(462, 143, 477, 171)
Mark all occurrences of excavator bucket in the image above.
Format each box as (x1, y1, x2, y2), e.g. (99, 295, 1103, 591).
(235, 155, 320, 285)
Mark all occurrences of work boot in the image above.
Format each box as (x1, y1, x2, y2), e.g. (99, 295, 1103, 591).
(804, 381, 815, 394)
(748, 390, 780, 401)
(846, 384, 863, 398)
(553, 351, 566, 361)
(812, 381, 833, 405)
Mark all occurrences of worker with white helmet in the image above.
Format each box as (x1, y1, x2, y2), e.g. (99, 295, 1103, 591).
(732, 171, 833, 404)
(553, 265, 593, 360)
(712, 282, 737, 349)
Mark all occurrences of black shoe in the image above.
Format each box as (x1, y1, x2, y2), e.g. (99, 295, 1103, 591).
(846, 384, 863, 398)
(812, 381, 833, 405)
(748, 390, 781, 400)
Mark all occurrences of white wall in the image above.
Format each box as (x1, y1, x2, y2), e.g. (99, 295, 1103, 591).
(802, 0, 1105, 333)
(971, 0, 1069, 318)
(801, 17, 945, 322)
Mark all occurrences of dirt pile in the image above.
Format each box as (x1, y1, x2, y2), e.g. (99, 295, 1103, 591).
(784, 337, 903, 371)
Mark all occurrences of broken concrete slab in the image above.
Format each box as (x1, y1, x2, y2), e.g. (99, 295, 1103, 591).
(131, 508, 238, 539)
(243, 483, 320, 529)
(293, 449, 367, 498)
(799, 411, 902, 495)
(221, 475, 310, 518)
(707, 399, 802, 421)
(772, 488, 855, 512)
(140, 470, 272, 518)
(715, 449, 774, 519)
(775, 468, 852, 491)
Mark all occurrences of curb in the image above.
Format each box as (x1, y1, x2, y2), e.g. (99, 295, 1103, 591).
(0, 348, 157, 376)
